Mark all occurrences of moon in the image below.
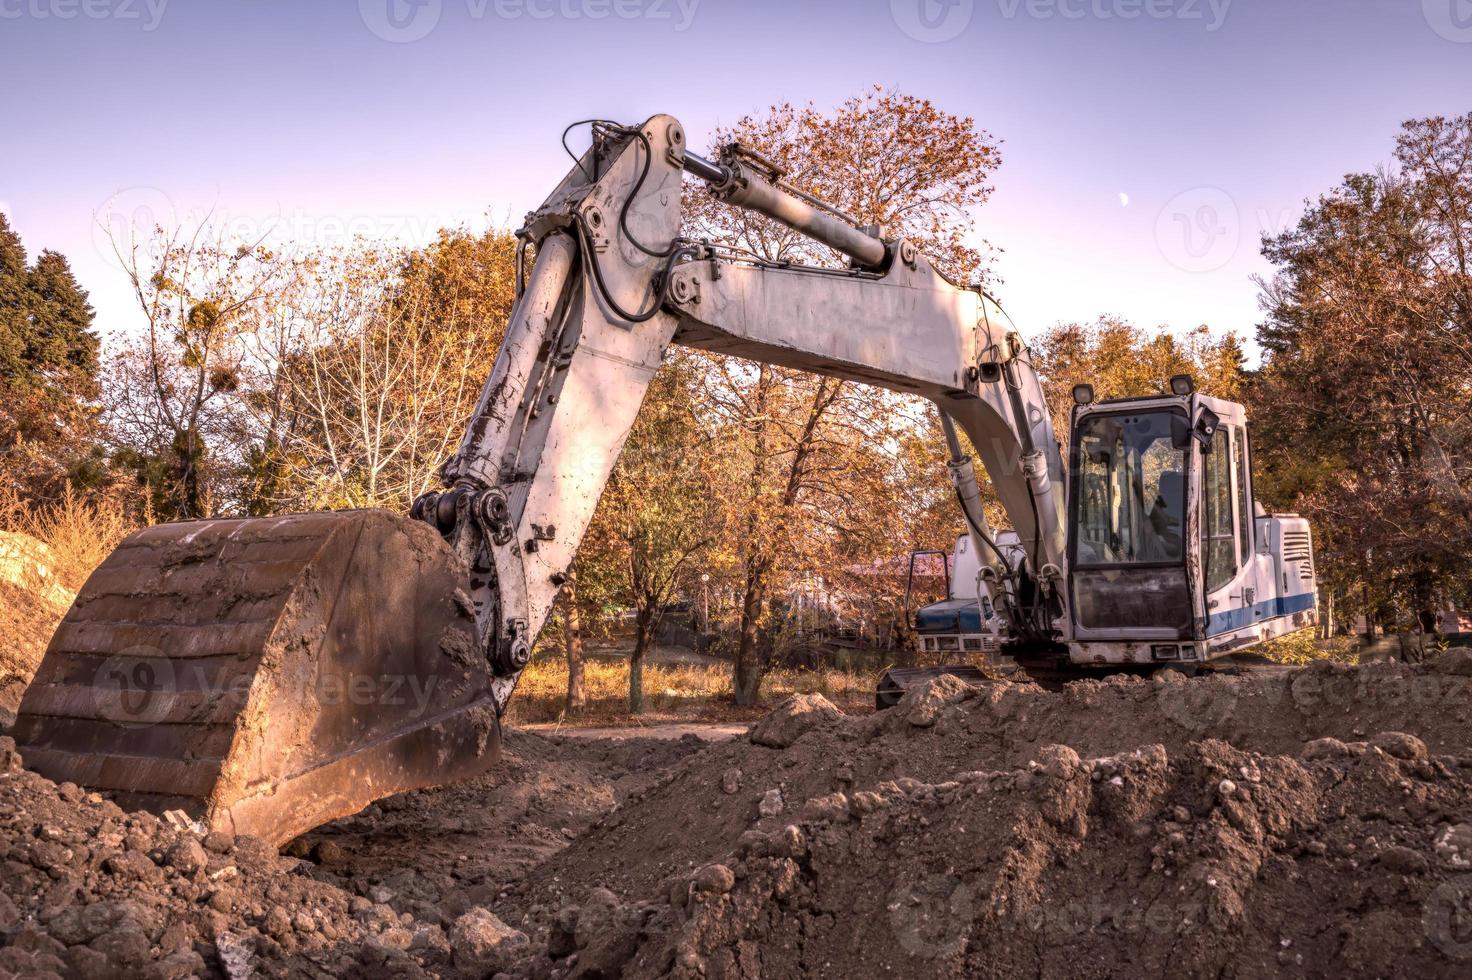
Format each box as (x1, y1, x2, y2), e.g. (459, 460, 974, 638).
(1118, 192, 1130, 207)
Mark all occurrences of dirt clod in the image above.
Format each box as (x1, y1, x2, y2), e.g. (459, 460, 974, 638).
(449, 907, 528, 973)
(1372, 730, 1428, 760)
(749, 693, 842, 748)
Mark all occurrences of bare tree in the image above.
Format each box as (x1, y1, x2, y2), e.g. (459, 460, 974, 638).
(106, 219, 297, 519)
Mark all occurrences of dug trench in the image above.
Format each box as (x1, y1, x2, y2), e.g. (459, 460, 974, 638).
(3, 654, 1472, 977)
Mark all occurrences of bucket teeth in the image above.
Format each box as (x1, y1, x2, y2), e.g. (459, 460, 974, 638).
(13, 510, 501, 845)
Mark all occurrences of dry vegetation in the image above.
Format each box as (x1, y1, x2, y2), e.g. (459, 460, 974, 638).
(1256, 631, 1362, 666)
(0, 484, 136, 589)
(505, 654, 879, 726)
(0, 487, 138, 719)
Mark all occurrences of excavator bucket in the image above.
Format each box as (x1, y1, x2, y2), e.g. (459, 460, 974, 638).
(11, 510, 500, 846)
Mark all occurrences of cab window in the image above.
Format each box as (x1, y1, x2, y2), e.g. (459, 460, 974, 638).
(1233, 427, 1252, 562)
(1072, 411, 1188, 566)
(1202, 427, 1235, 591)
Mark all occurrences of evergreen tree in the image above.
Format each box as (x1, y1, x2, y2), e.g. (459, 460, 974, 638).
(0, 214, 29, 381)
(0, 213, 103, 499)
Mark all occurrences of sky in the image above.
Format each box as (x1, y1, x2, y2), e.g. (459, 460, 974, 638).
(2, 0, 1470, 361)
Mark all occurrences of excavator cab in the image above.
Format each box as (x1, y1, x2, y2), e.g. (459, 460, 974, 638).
(1063, 379, 1317, 668)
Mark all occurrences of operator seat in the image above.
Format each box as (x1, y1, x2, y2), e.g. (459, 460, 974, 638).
(1149, 471, 1184, 558)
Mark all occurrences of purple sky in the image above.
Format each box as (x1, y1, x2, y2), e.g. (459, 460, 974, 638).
(2, 0, 1469, 359)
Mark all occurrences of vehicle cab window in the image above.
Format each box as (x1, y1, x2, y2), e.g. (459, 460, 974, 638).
(1202, 426, 1235, 591)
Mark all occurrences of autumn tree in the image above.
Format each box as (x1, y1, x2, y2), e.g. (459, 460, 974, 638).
(248, 229, 518, 511)
(1034, 317, 1246, 439)
(583, 353, 717, 713)
(1251, 114, 1472, 645)
(682, 88, 1003, 704)
(0, 213, 103, 501)
(106, 221, 297, 520)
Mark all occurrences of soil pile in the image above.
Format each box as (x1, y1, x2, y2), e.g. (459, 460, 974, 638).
(0, 732, 439, 979)
(0, 731, 705, 978)
(298, 732, 712, 928)
(493, 655, 1472, 978)
(6, 654, 1472, 978)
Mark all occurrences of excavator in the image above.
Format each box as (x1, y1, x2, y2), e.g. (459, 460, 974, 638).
(12, 115, 1318, 844)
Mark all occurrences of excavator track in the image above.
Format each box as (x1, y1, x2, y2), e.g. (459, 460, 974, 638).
(13, 510, 501, 845)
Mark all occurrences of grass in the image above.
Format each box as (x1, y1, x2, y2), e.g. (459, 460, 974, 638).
(1, 485, 136, 590)
(505, 653, 880, 726)
(1256, 630, 1362, 665)
(0, 486, 139, 714)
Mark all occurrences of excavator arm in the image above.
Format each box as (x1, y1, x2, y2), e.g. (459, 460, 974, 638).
(14, 114, 1072, 843)
(415, 115, 1071, 714)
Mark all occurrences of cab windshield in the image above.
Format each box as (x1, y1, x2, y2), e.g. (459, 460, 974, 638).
(1072, 409, 1188, 566)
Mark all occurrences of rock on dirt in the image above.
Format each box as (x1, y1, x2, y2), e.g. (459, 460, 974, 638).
(449, 907, 528, 972)
(748, 693, 843, 748)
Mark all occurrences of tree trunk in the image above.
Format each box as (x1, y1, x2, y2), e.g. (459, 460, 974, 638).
(629, 605, 657, 714)
(564, 572, 586, 713)
(1362, 581, 1375, 644)
(172, 428, 208, 520)
(1413, 568, 1437, 665)
(734, 564, 768, 707)
(729, 372, 838, 708)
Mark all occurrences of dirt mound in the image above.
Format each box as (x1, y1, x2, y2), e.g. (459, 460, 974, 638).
(488, 656, 1472, 977)
(581, 737, 1472, 978)
(0, 729, 706, 978)
(296, 731, 712, 928)
(7, 653, 1472, 977)
(0, 532, 74, 726)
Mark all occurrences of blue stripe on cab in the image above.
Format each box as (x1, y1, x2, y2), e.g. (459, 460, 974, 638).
(1208, 592, 1315, 636)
